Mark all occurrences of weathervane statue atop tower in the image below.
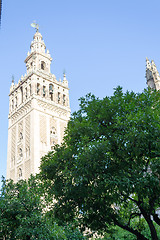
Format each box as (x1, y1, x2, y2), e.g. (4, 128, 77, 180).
(31, 22, 39, 32)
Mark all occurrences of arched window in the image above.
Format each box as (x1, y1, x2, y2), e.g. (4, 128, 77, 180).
(63, 94, 66, 105)
(12, 99, 14, 110)
(20, 87, 23, 103)
(37, 83, 40, 95)
(49, 84, 53, 100)
(49, 84, 53, 93)
(43, 86, 46, 97)
(41, 61, 46, 70)
(18, 168, 22, 179)
(19, 132, 23, 141)
(15, 97, 18, 108)
(50, 127, 56, 136)
(29, 84, 32, 96)
(58, 92, 60, 103)
(19, 148, 23, 158)
(25, 88, 27, 99)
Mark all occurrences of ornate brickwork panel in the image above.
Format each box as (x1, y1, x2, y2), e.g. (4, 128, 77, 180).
(10, 169, 15, 181)
(50, 117, 56, 128)
(17, 144, 23, 165)
(50, 117, 58, 146)
(37, 99, 68, 117)
(25, 160, 31, 179)
(40, 115, 47, 144)
(17, 165, 23, 180)
(10, 101, 31, 125)
(25, 115, 30, 153)
(18, 120, 23, 142)
(11, 126, 16, 165)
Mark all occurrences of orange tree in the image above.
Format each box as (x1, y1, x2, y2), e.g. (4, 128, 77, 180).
(0, 176, 86, 240)
(40, 87, 160, 240)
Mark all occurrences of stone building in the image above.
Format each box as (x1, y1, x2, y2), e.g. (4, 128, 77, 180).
(7, 29, 71, 181)
(146, 57, 160, 90)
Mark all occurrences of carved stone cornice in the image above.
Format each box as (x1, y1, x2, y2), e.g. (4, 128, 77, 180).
(36, 99, 70, 118)
(9, 101, 32, 126)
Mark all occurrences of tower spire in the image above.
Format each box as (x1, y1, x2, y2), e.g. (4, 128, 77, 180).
(146, 58, 160, 90)
(146, 57, 151, 70)
(24, 27, 52, 74)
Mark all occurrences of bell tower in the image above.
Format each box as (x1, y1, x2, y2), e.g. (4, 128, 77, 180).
(146, 57, 160, 90)
(7, 28, 71, 181)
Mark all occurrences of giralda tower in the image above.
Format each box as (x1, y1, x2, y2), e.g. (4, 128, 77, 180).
(7, 27, 70, 181)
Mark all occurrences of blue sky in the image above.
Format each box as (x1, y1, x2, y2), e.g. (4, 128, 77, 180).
(1, 0, 160, 180)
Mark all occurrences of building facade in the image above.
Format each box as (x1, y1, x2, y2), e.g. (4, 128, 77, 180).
(146, 57, 160, 90)
(7, 29, 70, 181)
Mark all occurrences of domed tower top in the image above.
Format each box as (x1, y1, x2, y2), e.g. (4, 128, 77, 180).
(24, 24, 52, 74)
(30, 31, 46, 54)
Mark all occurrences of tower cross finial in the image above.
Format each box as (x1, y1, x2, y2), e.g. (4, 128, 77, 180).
(31, 22, 39, 32)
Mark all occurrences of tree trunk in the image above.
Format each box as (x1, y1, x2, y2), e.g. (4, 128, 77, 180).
(153, 213, 160, 226)
(114, 219, 149, 240)
(139, 205, 158, 240)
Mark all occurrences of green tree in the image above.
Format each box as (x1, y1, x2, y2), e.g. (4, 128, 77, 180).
(96, 219, 160, 240)
(0, 176, 86, 239)
(40, 87, 160, 240)
(0, 176, 57, 239)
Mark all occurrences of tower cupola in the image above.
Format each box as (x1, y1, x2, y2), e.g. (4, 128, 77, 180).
(24, 29, 52, 74)
(30, 31, 46, 54)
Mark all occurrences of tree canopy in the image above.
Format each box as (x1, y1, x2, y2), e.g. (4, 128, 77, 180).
(40, 87, 160, 240)
(0, 176, 86, 240)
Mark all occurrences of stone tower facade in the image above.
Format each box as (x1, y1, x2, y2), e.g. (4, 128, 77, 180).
(146, 57, 160, 90)
(7, 30, 70, 181)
